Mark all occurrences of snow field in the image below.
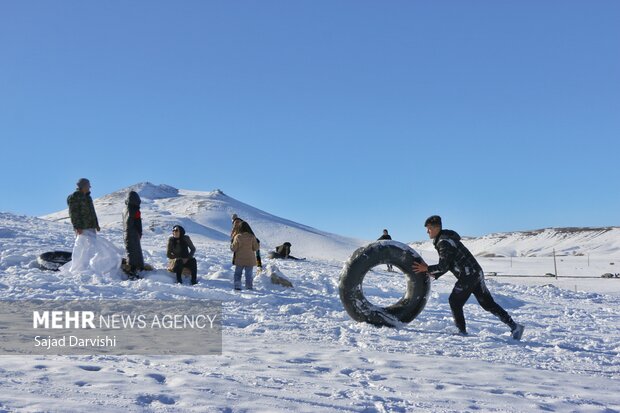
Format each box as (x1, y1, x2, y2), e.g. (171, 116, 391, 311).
(1, 211, 619, 411)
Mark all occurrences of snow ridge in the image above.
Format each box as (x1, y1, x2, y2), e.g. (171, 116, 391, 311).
(411, 226, 620, 258)
(41, 183, 367, 261)
(0, 210, 619, 412)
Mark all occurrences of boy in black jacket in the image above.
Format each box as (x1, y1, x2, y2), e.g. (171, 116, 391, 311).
(377, 229, 394, 272)
(413, 215, 524, 340)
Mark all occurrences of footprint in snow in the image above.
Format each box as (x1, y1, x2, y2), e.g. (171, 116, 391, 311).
(146, 373, 166, 384)
(78, 365, 102, 372)
(136, 394, 176, 406)
(285, 357, 316, 364)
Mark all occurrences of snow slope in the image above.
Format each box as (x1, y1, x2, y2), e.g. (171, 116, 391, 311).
(1, 209, 619, 412)
(411, 226, 620, 258)
(43, 182, 367, 262)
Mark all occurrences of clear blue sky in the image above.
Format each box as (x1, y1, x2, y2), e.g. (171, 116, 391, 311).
(1, 1, 618, 242)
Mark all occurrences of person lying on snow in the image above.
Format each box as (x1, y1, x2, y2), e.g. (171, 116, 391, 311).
(412, 215, 524, 340)
(268, 242, 303, 260)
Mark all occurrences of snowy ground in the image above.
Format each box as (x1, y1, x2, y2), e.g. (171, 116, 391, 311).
(1, 212, 619, 412)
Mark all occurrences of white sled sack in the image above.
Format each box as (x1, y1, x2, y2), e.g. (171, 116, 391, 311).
(68, 230, 122, 277)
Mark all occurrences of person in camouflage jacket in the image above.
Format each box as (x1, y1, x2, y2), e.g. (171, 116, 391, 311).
(67, 178, 100, 234)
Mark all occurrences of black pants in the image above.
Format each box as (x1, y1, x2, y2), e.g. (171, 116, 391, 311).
(448, 274, 515, 333)
(173, 258, 197, 284)
(269, 251, 301, 260)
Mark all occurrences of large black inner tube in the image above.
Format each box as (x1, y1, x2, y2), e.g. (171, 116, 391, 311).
(38, 251, 72, 271)
(339, 241, 431, 327)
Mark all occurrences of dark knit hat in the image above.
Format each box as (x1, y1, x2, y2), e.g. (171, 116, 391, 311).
(76, 178, 90, 190)
(424, 215, 442, 227)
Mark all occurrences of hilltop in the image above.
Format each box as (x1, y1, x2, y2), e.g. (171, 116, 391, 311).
(43, 182, 367, 262)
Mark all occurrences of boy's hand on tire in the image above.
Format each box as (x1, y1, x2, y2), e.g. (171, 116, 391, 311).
(412, 261, 428, 274)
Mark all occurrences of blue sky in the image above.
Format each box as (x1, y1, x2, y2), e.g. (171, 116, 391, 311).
(1, 1, 618, 242)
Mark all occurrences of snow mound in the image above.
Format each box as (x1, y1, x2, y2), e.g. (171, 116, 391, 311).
(1, 211, 620, 412)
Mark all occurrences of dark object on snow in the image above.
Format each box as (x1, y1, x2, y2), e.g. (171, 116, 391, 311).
(121, 259, 154, 279)
(123, 191, 144, 274)
(339, 241, 430, 327)
(38, 251, 72, 271)
(601, 273, 619, 278)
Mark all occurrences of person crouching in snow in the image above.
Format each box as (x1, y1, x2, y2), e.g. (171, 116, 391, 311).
(231, 221, 259, 290)
(412, 215, 524, 340)
(123, 191, 144, 279)
(167, 225, 198, 285)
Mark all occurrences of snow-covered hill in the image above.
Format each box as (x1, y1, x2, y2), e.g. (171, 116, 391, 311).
(1, 183, 618, 411)
(1, 210, 619, 412)
(43, 182, 620, 261)
(411, 226, 620, 258)
(43, 182, 367, 262)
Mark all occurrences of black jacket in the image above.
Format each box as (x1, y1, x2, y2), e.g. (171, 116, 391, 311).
(167, 226, 196, 259)
(427, 230, 482, 280)
(275, 243, 291, 257)
(377, 234, 392, 241)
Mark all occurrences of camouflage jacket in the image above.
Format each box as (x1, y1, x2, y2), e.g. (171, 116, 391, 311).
(67, 190, 99, 230)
